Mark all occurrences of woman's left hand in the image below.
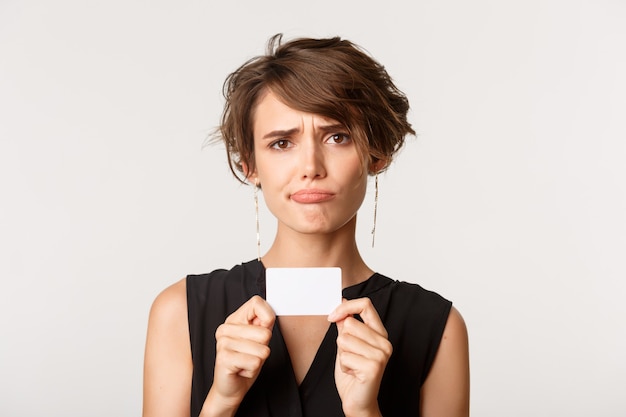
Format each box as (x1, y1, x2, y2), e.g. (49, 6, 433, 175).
(328, 298, 392, 417)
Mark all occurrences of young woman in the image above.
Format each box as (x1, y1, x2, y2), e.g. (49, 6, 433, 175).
(143, 34, 470, 417)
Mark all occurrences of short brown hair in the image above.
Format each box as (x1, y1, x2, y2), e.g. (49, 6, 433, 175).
(216, 34, 415, 183)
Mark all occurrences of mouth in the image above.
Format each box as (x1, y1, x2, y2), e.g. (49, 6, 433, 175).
(290, 189, 335, 204)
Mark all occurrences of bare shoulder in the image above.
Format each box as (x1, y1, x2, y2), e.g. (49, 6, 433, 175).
(149, 277, 188, 325)
(420, 306, 470, 417)
(143, 278, 192, 417)
(442, 306, 469, 345)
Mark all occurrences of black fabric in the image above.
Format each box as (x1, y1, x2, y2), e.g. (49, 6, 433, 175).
(187, 260, 452, 417)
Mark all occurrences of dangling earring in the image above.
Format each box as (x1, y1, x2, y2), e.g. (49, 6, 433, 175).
(371, 173, 379, 248)
(254, 178, 261, 262)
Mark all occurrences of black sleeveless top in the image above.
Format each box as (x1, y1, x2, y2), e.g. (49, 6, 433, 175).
(187, 260, 451, 417)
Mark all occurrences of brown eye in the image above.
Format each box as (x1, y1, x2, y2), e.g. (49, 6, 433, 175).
(328, 134, 350, 144)
(270, 139, 291, 149)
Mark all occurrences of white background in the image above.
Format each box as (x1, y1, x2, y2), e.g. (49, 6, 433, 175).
(1, 0, 625, 416)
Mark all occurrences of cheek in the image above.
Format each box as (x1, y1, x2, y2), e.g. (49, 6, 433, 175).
(252, 151, 272, 183)
(344, 157, 368, 189)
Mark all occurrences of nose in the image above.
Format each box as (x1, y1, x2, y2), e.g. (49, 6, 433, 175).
(300, 140, 326, 180)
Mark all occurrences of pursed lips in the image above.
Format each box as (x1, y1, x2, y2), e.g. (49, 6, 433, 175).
(290, 189, 335, 204)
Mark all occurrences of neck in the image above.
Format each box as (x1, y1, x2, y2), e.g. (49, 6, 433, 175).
(261, 216, 373, 288)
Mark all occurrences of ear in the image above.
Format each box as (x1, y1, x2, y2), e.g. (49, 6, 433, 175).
(241, 162, 258, 185)
(369, 158, 388, 175)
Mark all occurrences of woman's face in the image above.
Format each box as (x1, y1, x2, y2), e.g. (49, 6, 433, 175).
(250, 91, 369, 236)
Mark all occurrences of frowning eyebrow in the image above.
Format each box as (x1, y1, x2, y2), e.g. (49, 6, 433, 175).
(261, 128, 299, 140)
(260, 124, 347, 140)
(319, 123, 348, 134)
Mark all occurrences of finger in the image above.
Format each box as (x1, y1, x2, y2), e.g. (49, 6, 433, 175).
(338, 316, 387, 345)
(218, 348, 268, 378)
(328, 298, 387, 337)
(226, 295, 276, 328)
(216, 332, 272, 358)
(336, 350, 381, 383)
(216, 323, 273, 346)
(336, 326, 392, 362)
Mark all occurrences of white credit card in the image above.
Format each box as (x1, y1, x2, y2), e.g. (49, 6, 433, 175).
(266, 267, 342, 316)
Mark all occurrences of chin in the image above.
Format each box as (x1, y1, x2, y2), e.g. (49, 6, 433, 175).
(297, 218, 354, 236)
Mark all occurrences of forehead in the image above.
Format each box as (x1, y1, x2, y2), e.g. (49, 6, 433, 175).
(252, 91, 341, 134)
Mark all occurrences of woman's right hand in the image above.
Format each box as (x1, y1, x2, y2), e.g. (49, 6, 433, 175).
(201, 295, 275, 417)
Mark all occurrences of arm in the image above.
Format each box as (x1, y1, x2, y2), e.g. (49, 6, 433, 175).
(143, 278, 192, 417)
(420, 306, 470, 417)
